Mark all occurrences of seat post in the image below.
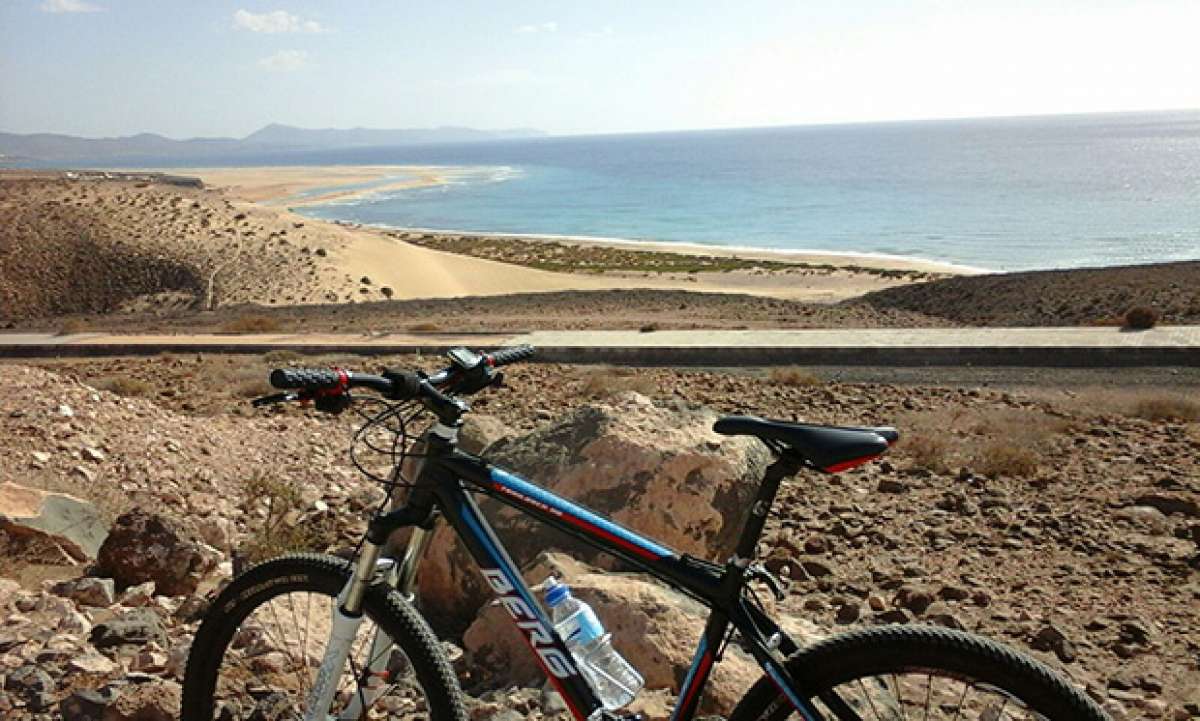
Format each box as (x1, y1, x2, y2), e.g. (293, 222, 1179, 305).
(733, 454, 802, 562)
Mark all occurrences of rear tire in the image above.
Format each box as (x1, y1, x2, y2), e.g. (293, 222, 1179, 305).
(182, 553, 466, 721)
(728, 625, 1108, 720)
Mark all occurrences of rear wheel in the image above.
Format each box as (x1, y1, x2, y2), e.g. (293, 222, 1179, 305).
(728, 625, 1108, 721)
(182, 554, 465, 721)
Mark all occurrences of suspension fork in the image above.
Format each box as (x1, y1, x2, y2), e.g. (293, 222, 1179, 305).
(303, 539, 383, 721)
(335, 448, 437, 719)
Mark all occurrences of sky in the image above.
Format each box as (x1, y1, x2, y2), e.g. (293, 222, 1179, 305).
(2, 0, 1199, 139)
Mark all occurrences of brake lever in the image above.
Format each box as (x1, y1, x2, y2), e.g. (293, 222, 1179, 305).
(251, 392, 298, 408)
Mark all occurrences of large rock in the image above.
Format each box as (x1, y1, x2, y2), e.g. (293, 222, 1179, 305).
(463, 553, 804, 715)
(0, 481, 107, 562)
(417, 393, 769, 627)
(96, 508, 217, 596)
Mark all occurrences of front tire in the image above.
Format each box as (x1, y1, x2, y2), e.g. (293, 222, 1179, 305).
(729, 625, 1108, 720)
(182, 553, 466, 721)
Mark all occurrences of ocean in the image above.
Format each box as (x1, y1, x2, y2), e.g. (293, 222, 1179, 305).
(205, 111, 1200, 271)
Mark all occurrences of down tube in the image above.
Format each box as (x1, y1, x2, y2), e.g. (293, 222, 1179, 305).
(436, 481, 603, 720)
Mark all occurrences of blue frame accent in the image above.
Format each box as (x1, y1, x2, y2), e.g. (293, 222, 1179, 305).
(490, 467, 676, 558)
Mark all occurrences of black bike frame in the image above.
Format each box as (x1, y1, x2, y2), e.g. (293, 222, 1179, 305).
(374, 436, 822, 721)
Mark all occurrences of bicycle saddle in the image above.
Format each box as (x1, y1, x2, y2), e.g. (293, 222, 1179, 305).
(714, 416, 898, 473)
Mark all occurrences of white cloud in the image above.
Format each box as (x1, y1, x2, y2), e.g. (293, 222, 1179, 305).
(258, 50, 308, 72)
(233, 9, 324, 34)
(39, 0, 102, 13)
(582, 25, 614, 39)
(515, 21, 557, 35)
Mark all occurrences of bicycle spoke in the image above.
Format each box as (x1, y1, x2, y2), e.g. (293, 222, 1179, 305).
(891, 673, 907, 721)
(923, 674, 932, 721)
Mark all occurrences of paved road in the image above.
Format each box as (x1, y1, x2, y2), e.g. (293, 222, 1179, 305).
(1, 326, 1197, 366)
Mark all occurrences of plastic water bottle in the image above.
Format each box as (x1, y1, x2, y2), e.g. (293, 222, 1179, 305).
(544, 577, 644, 710)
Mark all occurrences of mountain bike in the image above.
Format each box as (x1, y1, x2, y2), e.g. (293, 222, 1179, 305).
(182, 346, 1109, 721)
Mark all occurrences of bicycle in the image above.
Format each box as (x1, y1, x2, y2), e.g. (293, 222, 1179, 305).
(182, 346, 1109, 721)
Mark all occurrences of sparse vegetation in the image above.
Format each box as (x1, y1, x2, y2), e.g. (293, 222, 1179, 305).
(975, 440, 1040, 478)
(639, 322, 659, 333)
(262, 349, 304, 364)
(221, 314, 283, 333)
(1131, 394, 1200, 422)
(392, 231, 933, 280)
(56, 318, 90, 335)
(408, 322, 441, 332)
(769, 366, 823, 387)
(237, 471, 332, 565)
(579, 368, 656, 398)
(902, 433, 951, 473)
(1124, 306, 1159, 330)
(94, 375, 153, 398)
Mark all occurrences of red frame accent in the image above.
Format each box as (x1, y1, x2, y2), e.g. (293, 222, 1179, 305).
(677, 650, 714, 714)
(822, 454, 880, 473)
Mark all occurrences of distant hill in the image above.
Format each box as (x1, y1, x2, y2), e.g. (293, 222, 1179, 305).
(0, 124, 547, 165)
(854, 261, 1200, 326)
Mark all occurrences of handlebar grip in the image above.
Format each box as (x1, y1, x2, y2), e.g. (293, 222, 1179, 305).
(270, 368, 342, 390)
(489, 345, 535, 367)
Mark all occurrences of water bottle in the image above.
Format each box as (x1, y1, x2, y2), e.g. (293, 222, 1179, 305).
(544, 577, 644, 710)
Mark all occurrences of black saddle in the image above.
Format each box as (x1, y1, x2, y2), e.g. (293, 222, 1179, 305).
(714, 416, 898, 473)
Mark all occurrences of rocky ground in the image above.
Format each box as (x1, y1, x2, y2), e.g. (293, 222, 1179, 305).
(0, 356, 1197, 719)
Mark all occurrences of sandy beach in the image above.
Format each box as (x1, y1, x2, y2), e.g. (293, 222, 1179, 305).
(160, 165, 964, 302)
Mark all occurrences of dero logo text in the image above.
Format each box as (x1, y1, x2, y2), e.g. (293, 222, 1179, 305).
(481, 569, 578, 678)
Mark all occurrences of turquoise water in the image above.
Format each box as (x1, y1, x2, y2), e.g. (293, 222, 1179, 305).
(291, 111, 1198, 271)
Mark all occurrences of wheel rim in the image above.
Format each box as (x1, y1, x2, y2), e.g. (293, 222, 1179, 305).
(209, 589, 434, 720)
(761, 670, 1053, 721)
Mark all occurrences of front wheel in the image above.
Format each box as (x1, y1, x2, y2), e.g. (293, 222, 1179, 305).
(729, 625, 1109, 721)
(182, 553, 466, 721)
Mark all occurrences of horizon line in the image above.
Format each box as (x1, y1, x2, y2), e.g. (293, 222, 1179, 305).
(4, 105, 1199, 144)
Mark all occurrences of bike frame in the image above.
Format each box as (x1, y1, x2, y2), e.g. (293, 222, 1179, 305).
(306, 422, 824, 721)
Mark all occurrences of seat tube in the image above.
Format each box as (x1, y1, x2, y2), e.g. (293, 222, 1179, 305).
(734, 456, 801, 561)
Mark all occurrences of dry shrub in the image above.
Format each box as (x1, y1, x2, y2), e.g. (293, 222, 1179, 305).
(262, 349, 304, 365)
(208, 364, 271, 399)
(221, 314, 282, 334)
(1131, 395, 1200, 422)
(770, 367, 823, 387)
(408, 322, 440, 332)
(902, 434, 951, 473)
(580, 368, 656, 399)
(56, 318, 90, 336)
(1123, 306, 1159, 330)
(94, 375, 153, 398)
(975, 441, 1040, 478)
(639, 323, 659, 333)
(237, 472, 332, 565)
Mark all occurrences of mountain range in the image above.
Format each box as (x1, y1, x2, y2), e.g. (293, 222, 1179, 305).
(0, 124, 546, 165)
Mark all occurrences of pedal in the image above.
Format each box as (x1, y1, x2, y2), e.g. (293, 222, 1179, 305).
(596, 713, 644, 721)
(747, 563, 786, 602)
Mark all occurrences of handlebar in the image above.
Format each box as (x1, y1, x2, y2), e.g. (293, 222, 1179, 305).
(258, 345, 536, 423)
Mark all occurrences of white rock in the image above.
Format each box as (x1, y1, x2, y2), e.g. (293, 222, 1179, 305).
(166, 637, 192, 679)
(30, 451, 51, 465)
(81, 446, 106, 462)
(119, 581, 156, 607)
(69, 651, 117, 675)
(58, 608, 93, 634)
(57, 403, 74, 417)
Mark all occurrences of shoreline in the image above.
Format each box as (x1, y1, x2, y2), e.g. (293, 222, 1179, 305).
(308, 220, 987, 276)
(171, 164, 975, 276)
